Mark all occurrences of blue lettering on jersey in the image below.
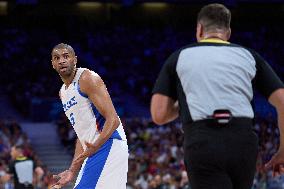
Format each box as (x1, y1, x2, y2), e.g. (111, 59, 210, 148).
(69, 113, 75, 126)
(63, 96, 78, 112)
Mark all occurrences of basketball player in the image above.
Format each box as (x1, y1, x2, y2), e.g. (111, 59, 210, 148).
(51, 43, 128, 189)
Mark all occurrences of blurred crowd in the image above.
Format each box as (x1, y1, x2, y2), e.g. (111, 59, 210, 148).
(1, 15, 284, 189)
(56, 115, 190, 189)
(1, 116, 283, 188)
(0, 120, 54, 189)
(125, 118, 189, 189)
(1, 25, 283, 116)
(53, 114, 284, 189)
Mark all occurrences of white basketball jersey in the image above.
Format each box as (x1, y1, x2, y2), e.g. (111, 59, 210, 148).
(60, 68, 127, 150)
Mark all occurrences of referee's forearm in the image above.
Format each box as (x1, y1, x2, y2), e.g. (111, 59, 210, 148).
(151, 94, 179, 125)
(166, 101, 179, 122)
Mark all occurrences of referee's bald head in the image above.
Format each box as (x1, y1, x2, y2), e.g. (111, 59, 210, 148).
(197, 3, 231, 33)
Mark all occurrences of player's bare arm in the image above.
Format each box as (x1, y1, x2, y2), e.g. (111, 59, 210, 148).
(53, 93, 83, 188)
(265, 88, 284, 176)
(151, 94, 179, 125)
(73, 70, 120, 165)
(69, 139, 84, 172)
(52, 139, 84, 188)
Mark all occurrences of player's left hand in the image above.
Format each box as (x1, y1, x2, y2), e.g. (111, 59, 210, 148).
(73, 141, 98, 166)
(265, 148, 284, 177)
(52, 169, 75, 188)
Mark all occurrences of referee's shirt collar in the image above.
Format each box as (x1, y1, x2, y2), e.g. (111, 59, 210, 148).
(199, 38, 230, 44)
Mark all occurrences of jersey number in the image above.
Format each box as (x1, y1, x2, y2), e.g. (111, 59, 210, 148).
(69, 113, 75, 126)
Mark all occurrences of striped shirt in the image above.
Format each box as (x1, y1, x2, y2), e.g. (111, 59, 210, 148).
(153, 39, 284, 124)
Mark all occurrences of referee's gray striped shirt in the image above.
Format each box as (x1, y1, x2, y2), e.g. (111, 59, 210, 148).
(153, 39, 284, 124)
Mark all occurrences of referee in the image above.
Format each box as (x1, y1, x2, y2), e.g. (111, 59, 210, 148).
(151, 3, 284, 189)
(8, 145, 36, 189)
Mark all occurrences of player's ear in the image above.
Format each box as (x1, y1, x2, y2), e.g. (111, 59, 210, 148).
(74, 56, 78, 65)
(51, 60, 55, 69)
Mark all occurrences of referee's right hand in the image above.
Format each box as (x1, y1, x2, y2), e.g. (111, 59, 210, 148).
(265, 149, 284, 177)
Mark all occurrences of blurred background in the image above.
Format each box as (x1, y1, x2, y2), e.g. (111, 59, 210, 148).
(0, 0, 284, 188)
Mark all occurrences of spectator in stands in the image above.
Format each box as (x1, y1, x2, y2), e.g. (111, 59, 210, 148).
(0, 119, 54, 189)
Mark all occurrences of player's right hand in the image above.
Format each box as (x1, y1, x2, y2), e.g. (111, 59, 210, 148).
(52, 169, 75, 188)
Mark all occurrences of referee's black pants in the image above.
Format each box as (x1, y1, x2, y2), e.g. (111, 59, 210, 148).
(183, 118, 258, 189)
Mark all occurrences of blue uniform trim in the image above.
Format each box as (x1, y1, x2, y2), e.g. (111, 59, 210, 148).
(74, 139, 113, 189)
(91, 104, 122, 140)
(111, 130, 122, 140)
(91, 104, 106, 131)
(77, 83, 88, 98)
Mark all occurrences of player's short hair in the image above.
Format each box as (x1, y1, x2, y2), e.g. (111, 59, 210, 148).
(197, 3, 231, 32)
(51, 43, 75, 56)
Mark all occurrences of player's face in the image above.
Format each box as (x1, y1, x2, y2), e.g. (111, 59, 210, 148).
(51, 48, 77, 78)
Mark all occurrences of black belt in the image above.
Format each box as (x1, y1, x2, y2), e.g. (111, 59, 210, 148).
(183, 117, 254, 134)
(193, 109, 253, 126)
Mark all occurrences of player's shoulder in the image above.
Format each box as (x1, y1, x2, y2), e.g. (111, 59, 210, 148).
(81, 68, 101, 81)
(80, 68, 104, 88)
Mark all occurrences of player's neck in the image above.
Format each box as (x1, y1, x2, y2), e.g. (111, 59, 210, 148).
(62, 68, 77, 88)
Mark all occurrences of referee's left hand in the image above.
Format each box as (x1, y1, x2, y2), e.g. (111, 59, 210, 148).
(73, 141, 98, 166)
(265, 149, 284, 177)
